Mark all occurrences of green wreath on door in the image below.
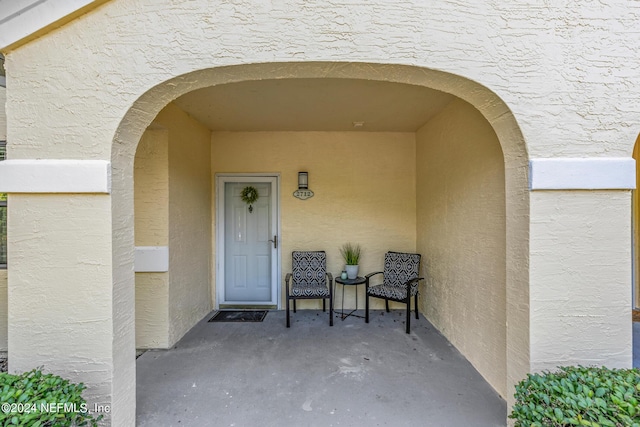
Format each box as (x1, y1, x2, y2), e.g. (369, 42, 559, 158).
(241, 186, 259, 213)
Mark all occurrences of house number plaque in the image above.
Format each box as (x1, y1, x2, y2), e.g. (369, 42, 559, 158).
(293, 189, 314, 200)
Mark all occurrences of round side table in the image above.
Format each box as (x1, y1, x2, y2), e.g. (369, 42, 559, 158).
(334, 276, 366, 320)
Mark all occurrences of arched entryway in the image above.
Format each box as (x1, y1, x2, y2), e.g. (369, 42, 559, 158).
(114, 62, 530, 419)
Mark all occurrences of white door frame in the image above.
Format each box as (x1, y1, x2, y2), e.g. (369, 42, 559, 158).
(215, 173, 281, 308)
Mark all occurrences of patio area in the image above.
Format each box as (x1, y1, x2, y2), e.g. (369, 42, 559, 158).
(136, 309, 507, 426)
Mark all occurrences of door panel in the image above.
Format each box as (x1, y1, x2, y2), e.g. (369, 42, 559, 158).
(223, 181, 275, 303)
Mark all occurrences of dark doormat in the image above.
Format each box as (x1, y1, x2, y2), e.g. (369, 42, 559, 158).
(208, 310, 268, 323)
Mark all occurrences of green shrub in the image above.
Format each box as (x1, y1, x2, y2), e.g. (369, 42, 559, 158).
(510, 366, 640, 427)
(0, 369, 102, 426)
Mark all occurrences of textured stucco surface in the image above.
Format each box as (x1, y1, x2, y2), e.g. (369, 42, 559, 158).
(530, 191, 632, 371)
(3, 0, 639, 423)
(211, 131, 416, 310)
(7, 194, 114, 409)
(6, 22, 534, 424)
(4, 1, 638, 160)
(134, 104, 212, 348)
(134, 128, 169, 348)
(0, 86, 6, 140)
(634, 137, 640, 307)
(416, 99, 507, 397)
(0, 270, 6, 351)
(161, 104, 212, 345)
(134, 129, 168, 247)
(0, 86, 5, 351)
(134, 273, 168, 349)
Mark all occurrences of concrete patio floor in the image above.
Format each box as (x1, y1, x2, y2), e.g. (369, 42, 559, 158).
(136, 309, 507, 427)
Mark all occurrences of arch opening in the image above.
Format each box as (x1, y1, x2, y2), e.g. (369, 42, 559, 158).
(115, 62, 530, 414)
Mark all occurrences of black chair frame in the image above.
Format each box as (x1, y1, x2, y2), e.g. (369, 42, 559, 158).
(364, 252, 424, 334)
(285, 251, 333, 327)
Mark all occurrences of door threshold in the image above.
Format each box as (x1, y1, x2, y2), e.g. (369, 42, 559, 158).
(219, 304, 277, 310)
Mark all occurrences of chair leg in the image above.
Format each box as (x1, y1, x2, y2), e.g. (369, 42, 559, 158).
(415, 293, 419, 320)
(406, 296, 411, 334)
(286, 296, 290, 328)
(329, 296, 333, 327)
(293, 300, 297, 313)
(385, 300, 390, 313)
(323, 299, 326, 312)
(365, 294, 369, 323)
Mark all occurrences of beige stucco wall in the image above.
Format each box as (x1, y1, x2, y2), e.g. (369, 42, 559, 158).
(3, 0, 639, 422)
(134, 104, 212, 348)
(162, 104, 212, 344)
(134, 128, 170, 348)
(8, 194, 114, 402)
(212, 131, 416, 309)
(0, 270, 6, 352)
(416, 98, 507, 397)
(0, 85, 5, 140)
(633, 136, 640, 308)
(135, 129, 169, 247)
(3, 1, 637, 160)
(0, 86, 5, 351)
(530, 191, 632, 371)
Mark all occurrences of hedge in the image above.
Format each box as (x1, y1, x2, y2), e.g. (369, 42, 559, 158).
(0, 369, 102, 426)
(510, 366, 640, 427)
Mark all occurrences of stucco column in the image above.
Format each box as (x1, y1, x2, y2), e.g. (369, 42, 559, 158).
(0, 160, 135, 425)
(528, 158, 634, 372)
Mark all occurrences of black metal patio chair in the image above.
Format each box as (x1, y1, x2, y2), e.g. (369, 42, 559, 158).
(285, 251, 333, 327)
(365, 251, 424, 334)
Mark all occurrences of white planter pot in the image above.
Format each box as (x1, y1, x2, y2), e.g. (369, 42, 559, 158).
(345, 265, 359, 280)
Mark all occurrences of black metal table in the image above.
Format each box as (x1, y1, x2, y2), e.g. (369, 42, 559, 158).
(334, 276, 366, 320)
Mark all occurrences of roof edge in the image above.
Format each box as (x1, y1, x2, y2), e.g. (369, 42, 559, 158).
(0, 0, 110, 53)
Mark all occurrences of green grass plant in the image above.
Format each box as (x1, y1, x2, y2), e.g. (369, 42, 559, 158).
(340, 243, 362, 265)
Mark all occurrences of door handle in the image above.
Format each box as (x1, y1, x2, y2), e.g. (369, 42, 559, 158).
(269, 235, 278, 249)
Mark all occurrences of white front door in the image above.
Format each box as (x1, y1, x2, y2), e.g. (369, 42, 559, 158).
(217, 176, 279, 306)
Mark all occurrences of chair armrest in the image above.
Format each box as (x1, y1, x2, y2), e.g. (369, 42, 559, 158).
(365, 271, 383, 280)
(285, 273, 292, 297)
(401, 277, 424, 290)
(365, 271, 384, 289)
(326, 272, 333, 282)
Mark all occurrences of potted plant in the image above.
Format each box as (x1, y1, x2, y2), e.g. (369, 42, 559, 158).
(340, 243, 362, 279)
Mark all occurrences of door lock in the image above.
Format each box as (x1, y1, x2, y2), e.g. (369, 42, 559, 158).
(269, 235, 278, 249)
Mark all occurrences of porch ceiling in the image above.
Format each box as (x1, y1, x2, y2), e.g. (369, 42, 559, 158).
(173, 78, 454, 132)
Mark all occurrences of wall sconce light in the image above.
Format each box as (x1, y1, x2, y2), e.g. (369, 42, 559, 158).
(298, 172, 308, 190)
(294, 171, 314, 200)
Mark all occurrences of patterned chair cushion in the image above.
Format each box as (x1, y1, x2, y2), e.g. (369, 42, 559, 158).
(367, 284, 412, 300)
(290, 285, 330, 298)
(368, 252, 421, 300)
(290, 251, 329, 297)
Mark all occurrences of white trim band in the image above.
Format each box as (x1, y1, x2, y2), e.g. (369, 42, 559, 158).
(0, 159, 111, 193)
(135, 246, 169, 273)
(530, 158, 636, 190)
